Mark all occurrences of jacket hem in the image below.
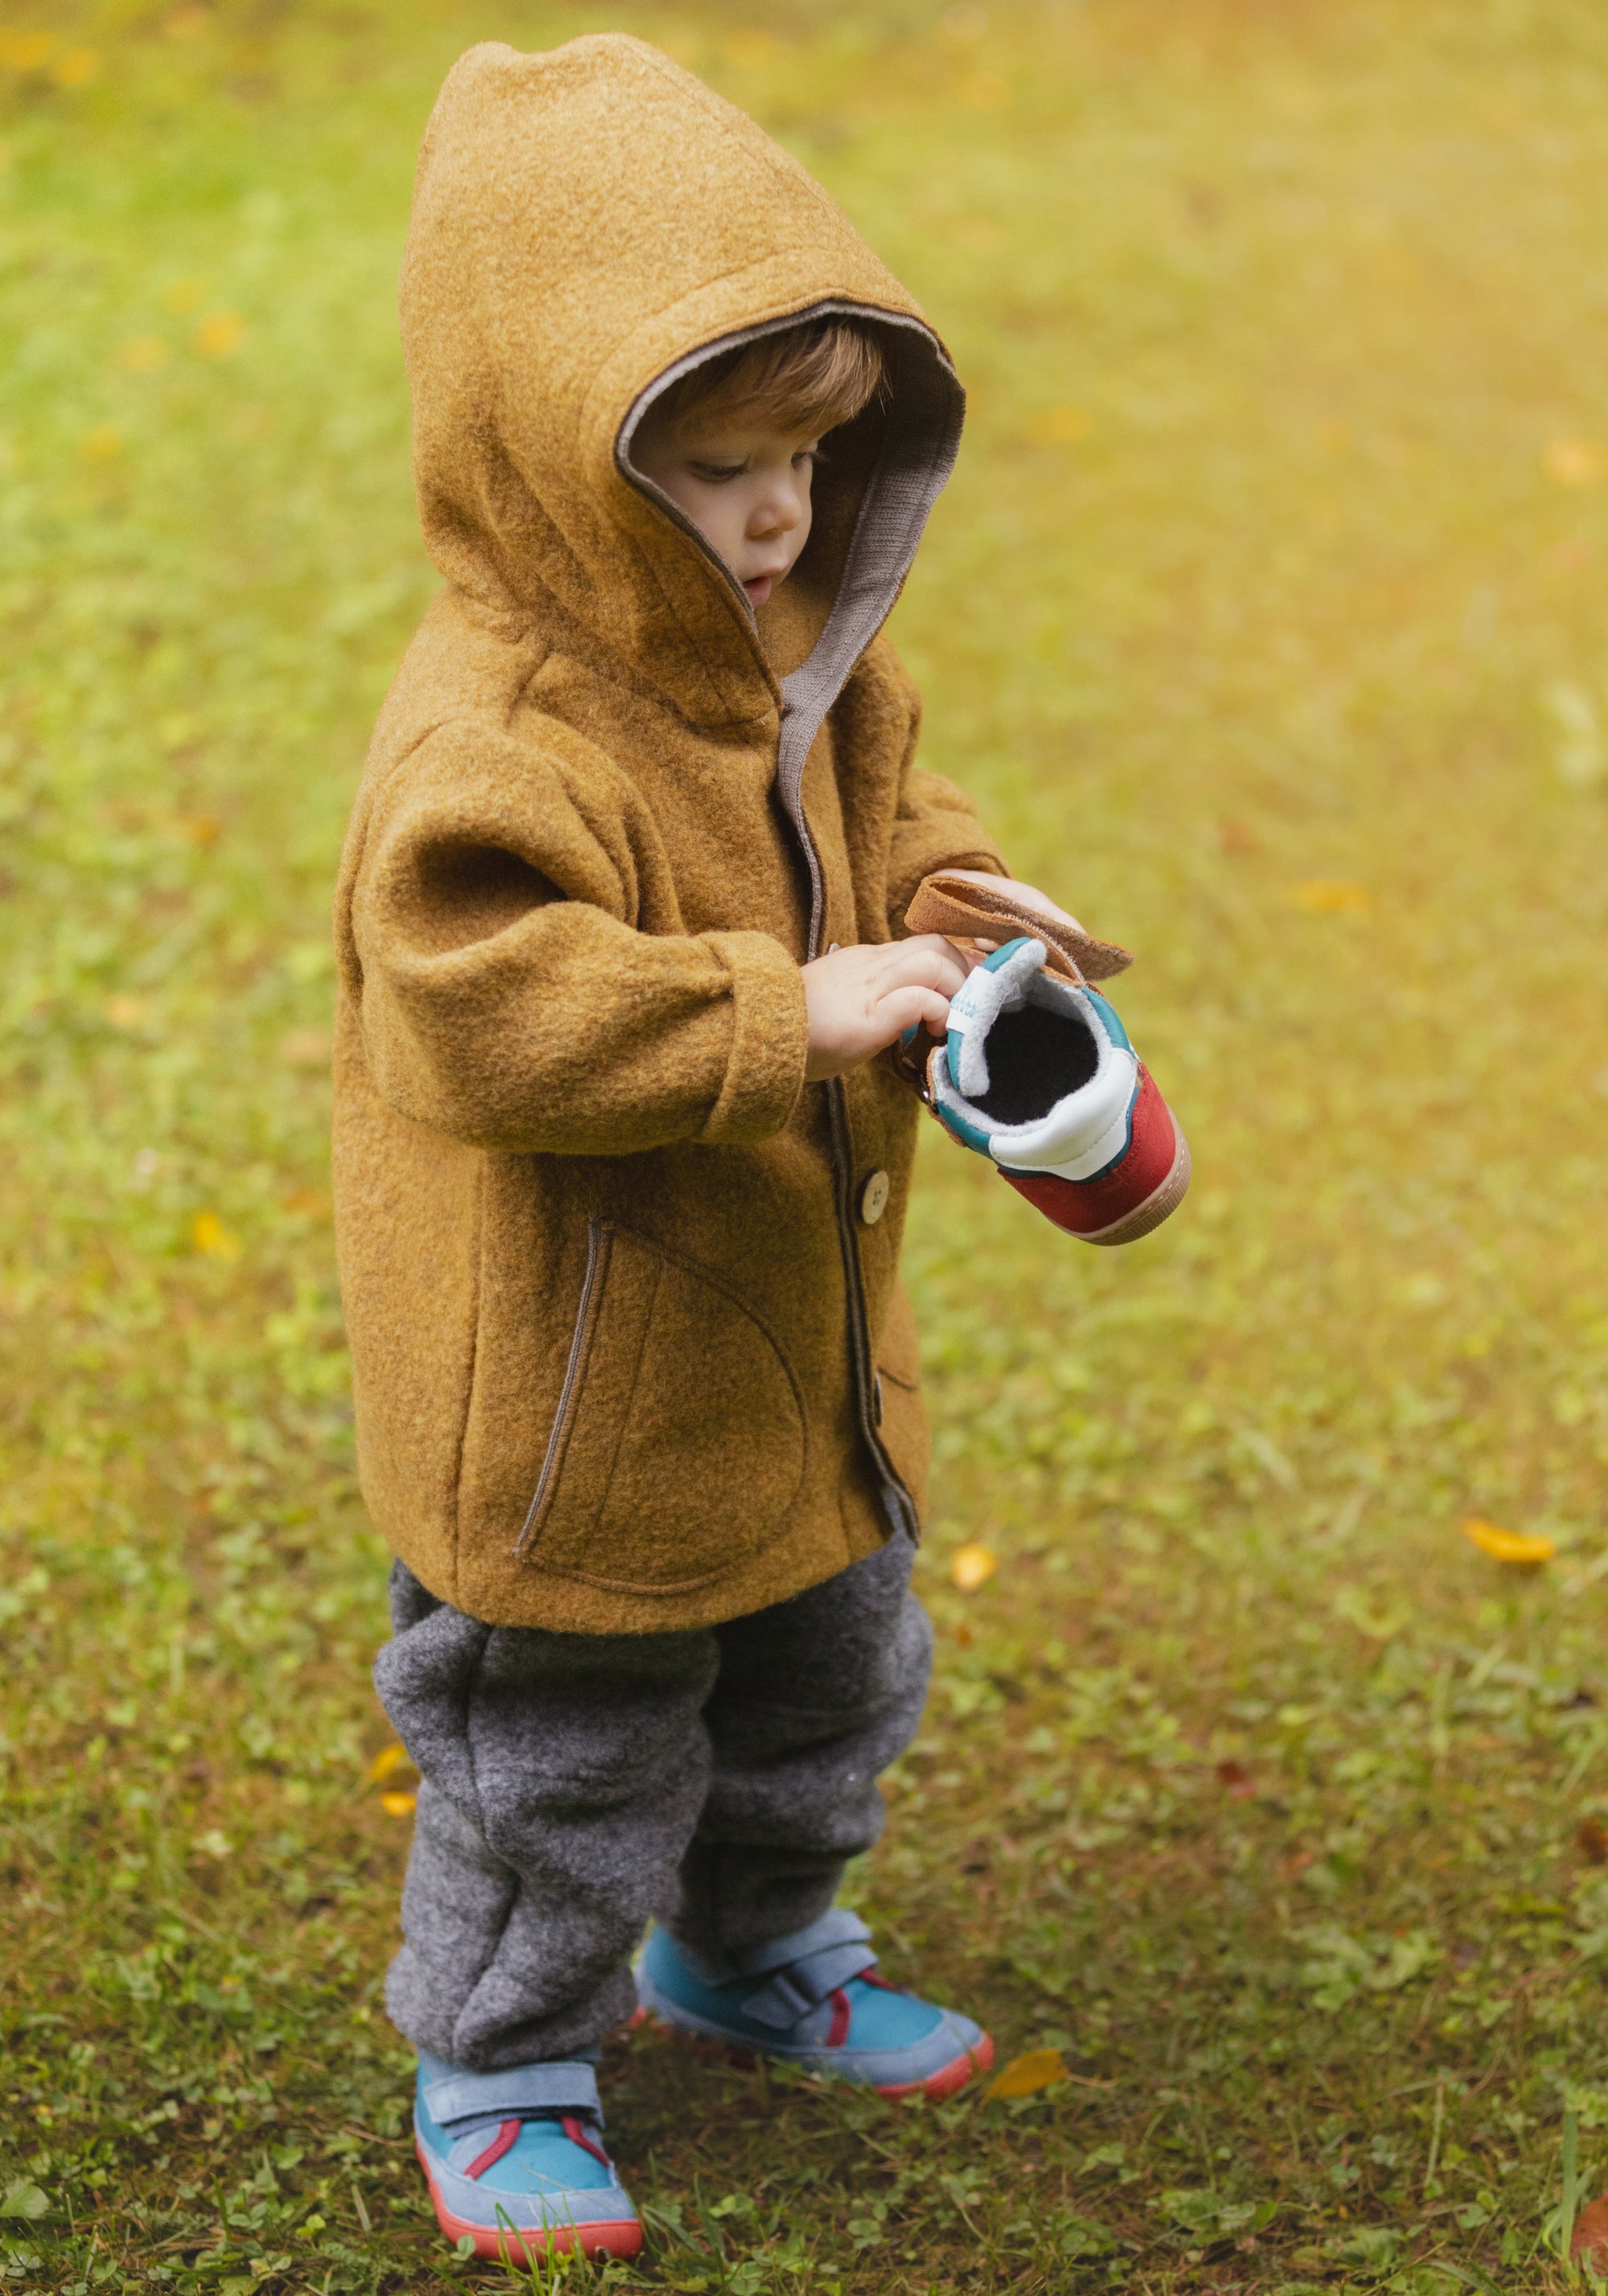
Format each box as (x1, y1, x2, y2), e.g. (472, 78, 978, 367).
(397, 1513, 874, 1635)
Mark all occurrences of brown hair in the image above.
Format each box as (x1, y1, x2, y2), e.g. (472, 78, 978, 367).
(646, 318, 887, 442)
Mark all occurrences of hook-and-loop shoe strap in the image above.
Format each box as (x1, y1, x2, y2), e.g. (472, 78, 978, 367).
(904, 871, 1133, 986)
(675, 1908, 880, 2032)
(420, 2053, 604, 2133)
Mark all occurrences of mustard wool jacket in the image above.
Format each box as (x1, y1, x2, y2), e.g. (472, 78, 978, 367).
(332, 35, 1006, 1634)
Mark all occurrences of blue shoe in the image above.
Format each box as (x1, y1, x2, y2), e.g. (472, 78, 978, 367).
(635, 1909, 992, 2100)
(413, 2054, 642, 2261)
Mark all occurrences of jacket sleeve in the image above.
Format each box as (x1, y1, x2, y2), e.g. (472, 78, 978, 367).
(337, 717, 808, 1157)
(876, 652, 1007, 935)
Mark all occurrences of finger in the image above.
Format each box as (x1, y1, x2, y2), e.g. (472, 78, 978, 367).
(901, 929, 972, 970)
(939, 937, 987, 973)
(942, 870, 1084, 933)
(872, 936, 970, 995)
(871, 983, 952, 1047)
(997, 884, 1081, 929)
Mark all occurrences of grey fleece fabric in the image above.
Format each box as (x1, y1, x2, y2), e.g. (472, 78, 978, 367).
(374, 1535, 933, 2071)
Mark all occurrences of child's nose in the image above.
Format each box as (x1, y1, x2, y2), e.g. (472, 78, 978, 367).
(749, 481, 805, 539)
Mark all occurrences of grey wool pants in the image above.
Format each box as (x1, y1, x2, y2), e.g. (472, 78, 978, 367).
(373, 1534, 933, 2072)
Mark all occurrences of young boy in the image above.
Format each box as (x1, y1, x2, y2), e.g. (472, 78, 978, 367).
(333, 33, 1085, 2261)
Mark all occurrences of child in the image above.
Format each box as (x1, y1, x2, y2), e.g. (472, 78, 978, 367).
(334, 33, 1090, 2261)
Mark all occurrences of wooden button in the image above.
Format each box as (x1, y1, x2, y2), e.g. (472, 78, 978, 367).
(859, 1169, 890, 1226)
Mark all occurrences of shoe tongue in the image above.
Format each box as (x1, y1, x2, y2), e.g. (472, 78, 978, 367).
(950, 938, 1046, 1101)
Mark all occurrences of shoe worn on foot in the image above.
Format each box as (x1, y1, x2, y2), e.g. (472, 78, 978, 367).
(927, 934, 1190, 1245)
(413, 2053, 642, 2262)
(635, 1908, 992, 2101)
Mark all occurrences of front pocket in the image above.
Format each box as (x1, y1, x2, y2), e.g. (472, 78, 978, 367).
(872, 1279, 929, 1524)
(515, 1216, 611, 1556)
(515, 1222, 806, 1594)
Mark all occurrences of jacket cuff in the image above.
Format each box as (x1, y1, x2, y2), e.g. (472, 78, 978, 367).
(888, 845, 1009, 937)
(698, 931, 808, 1146)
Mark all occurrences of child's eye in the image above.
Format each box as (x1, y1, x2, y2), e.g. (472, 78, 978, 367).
(690, 461, 747, 483)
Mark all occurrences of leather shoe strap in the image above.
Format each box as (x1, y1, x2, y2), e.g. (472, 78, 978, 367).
(904, 871, 1132, 986)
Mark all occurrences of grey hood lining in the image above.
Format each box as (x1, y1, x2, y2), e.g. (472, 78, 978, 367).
(617, 301, 965, 956)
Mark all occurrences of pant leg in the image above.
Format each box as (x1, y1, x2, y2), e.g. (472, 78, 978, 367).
(662, 1530, 933, 1954)
(375, 1562, 720, 2070)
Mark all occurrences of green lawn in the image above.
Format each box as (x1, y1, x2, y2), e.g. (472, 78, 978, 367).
(6, 1, 1608, 2290)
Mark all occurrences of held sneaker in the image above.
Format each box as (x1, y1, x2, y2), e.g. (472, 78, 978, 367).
(634, 1908, 992, 2101)
(413, 2053, 642, 2263)
(929, 935, 1190, 1245)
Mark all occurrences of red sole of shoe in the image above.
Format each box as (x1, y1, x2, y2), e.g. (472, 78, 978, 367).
(873, 2031, 995, 2101)
(635, 2013, 995, 2102)
(416, 2140, 644, 2263)
(1001, 1076, 1190, 1247)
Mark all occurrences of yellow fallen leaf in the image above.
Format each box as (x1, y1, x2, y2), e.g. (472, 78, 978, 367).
(1024, 404, 1091, 446)
(951, 218, 1001, 256)
(1545, 437, 1605, 487)
(987, 2048, 1069, 2100)
(195, 310, 244, 358)
(367, 1742, 412, 1784)
(723, 27, 776, 66)
(116, 335, 168, 374)
(950, 1542, 999, 1592)
(83, 424, 123, 461)
(177, 813, 219, 845)
(105, 995, 146, 1030)
(380, 1790, 418, 1818)
(0, 31, 52, 70)
(1461, 1516, 1556, 1567)
(1294, 879, 1370, 913)
(192, 1211, 241, 1260)
(51, 47, 100, 88)
(964, 70, 1010, 110)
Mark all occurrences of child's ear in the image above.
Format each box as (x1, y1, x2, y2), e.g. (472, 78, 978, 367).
(904, 871, 1132, 986)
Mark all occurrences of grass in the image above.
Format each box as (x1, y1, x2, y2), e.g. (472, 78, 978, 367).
(5, 0, 1608, 2288)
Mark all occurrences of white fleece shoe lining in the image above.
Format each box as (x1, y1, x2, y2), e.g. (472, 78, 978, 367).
(937, 939, 1141, 1183)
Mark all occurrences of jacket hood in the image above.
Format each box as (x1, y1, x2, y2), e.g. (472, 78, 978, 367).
(401, 35, 964, 752)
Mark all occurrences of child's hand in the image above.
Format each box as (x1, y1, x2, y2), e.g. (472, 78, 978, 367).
(936, 868, 1085, 941)
(802, 936, 973, 1083)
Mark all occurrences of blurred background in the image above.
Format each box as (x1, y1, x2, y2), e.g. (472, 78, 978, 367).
(2, 3, 1608, 2290)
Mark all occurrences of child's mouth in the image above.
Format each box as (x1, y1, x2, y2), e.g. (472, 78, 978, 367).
(744, 574, 775, 606)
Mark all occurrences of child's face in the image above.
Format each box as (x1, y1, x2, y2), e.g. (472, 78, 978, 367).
(634, 411, 818, 608)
